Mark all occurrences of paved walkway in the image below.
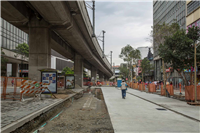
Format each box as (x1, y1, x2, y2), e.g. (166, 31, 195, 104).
(127, 87, 199, 121)
(101, 87, 199, 133)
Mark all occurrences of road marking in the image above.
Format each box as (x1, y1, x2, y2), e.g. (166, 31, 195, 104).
(83, 95, 92, 108)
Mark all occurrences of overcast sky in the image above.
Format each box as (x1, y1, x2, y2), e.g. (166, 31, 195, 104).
(87, 1, 153, 66)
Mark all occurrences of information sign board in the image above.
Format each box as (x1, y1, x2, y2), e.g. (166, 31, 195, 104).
(41, 71, 57, 93)
(65, 75, 75, 89)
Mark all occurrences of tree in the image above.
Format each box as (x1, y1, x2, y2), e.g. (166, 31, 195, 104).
(119, 44, 141, 82)
(136, 76, 142, 82)
(159, 26, 200, 86)
(1, 48, 8, 76)
(140, 58, 152, 90)
(62, 66, 74, 75)
(148, 21, 180, 91)
(14, 43, 29, 77)
(15, 43, 29, 57)
(119, 66, 129, 79)
(83, 69, 88, 77)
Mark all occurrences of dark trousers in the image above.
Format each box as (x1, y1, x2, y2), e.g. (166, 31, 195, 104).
(121, 90, 126, 98)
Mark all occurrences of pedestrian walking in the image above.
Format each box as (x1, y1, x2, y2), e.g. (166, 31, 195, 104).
(120, 80, 127, 99)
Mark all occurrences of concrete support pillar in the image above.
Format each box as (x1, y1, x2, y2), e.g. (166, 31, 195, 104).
(28, 17, 51, 81)
(99, 72, 104, 82)
(74, 53, 83, 87)
(91, 66, 97, 84)
(12, 63, 19, 77)
(104, 75, 107, 82)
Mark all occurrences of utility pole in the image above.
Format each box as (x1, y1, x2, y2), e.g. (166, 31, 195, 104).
(131, 60, 133, 82)
(102, 30, 106, 58)
(110, 51, 112, 69)
(162, 59, 166, 97)
(194, 43, 197, 103)
(92, 0, 95, 37)
(113, 63, 115, 75)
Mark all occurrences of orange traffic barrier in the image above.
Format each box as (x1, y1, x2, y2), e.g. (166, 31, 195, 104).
(20, 80, 50, 101)
(166, 85, 174, 96)
(148, 84, 156, 93)
(161, 85, 165, 96)
(139, 83, 145, 91)
(179, 83, 181, 94)
(185, 85, 200, 101)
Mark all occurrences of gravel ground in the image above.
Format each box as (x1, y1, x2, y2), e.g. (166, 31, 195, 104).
(38, 93, 114, 133)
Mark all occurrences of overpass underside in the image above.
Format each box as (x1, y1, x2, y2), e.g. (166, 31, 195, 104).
(1, 1, 113, 86)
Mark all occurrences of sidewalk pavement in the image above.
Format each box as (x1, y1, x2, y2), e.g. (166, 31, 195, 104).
(127, 87, 199, 121)
(101, 87, 199, 133)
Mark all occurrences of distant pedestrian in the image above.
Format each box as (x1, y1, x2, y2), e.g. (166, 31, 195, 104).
(11, 79, 14, 86)
(120, 80, 127, 99)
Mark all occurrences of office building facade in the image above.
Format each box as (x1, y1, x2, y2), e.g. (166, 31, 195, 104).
(186, 1, 200, 29)
(1, 18, 29, 77)
(1, 18, 29, 51)
(153, 1, 186, 81)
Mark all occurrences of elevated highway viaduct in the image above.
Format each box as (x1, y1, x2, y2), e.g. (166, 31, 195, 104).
(1, 1, 113, 86)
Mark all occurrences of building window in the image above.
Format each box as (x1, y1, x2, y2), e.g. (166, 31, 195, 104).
(1, 19, 3, 26)
(6, 39, 9, 49)
(7, 22, 10, 31)
(3, 37, 6, 48)
(1, 36, 3, 47)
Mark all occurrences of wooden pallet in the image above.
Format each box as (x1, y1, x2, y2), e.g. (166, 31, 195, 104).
(187, 102, 200, 106)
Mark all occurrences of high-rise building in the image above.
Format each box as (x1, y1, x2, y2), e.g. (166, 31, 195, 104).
(1, 18, 29, 77)
(153, 1, 186, 81)
(1, 18, 29, 51)
(186, 1, 200, 29)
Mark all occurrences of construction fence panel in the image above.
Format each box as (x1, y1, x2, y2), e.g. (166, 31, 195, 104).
(1, 77, 25, 101)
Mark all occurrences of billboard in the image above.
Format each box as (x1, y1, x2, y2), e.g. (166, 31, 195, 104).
(65, 75, 75, 89)
(41, 71, 57, 93)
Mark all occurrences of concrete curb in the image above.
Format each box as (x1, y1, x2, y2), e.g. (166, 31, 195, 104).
(1, 90, 83, 133)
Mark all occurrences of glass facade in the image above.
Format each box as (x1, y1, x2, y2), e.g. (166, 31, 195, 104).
(154, 1, 186, 30)
(1, 18, 28, 51)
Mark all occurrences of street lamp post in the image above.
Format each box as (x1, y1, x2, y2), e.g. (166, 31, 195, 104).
(86, 1, 95, 37)
(97, 30, 106, 58)
(194, 43, 197, 103)
(92, 0, 95, 37)
(102, 30, 106, 58)
(194, 42, 200, 103)
(110, 51, 112, 69)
